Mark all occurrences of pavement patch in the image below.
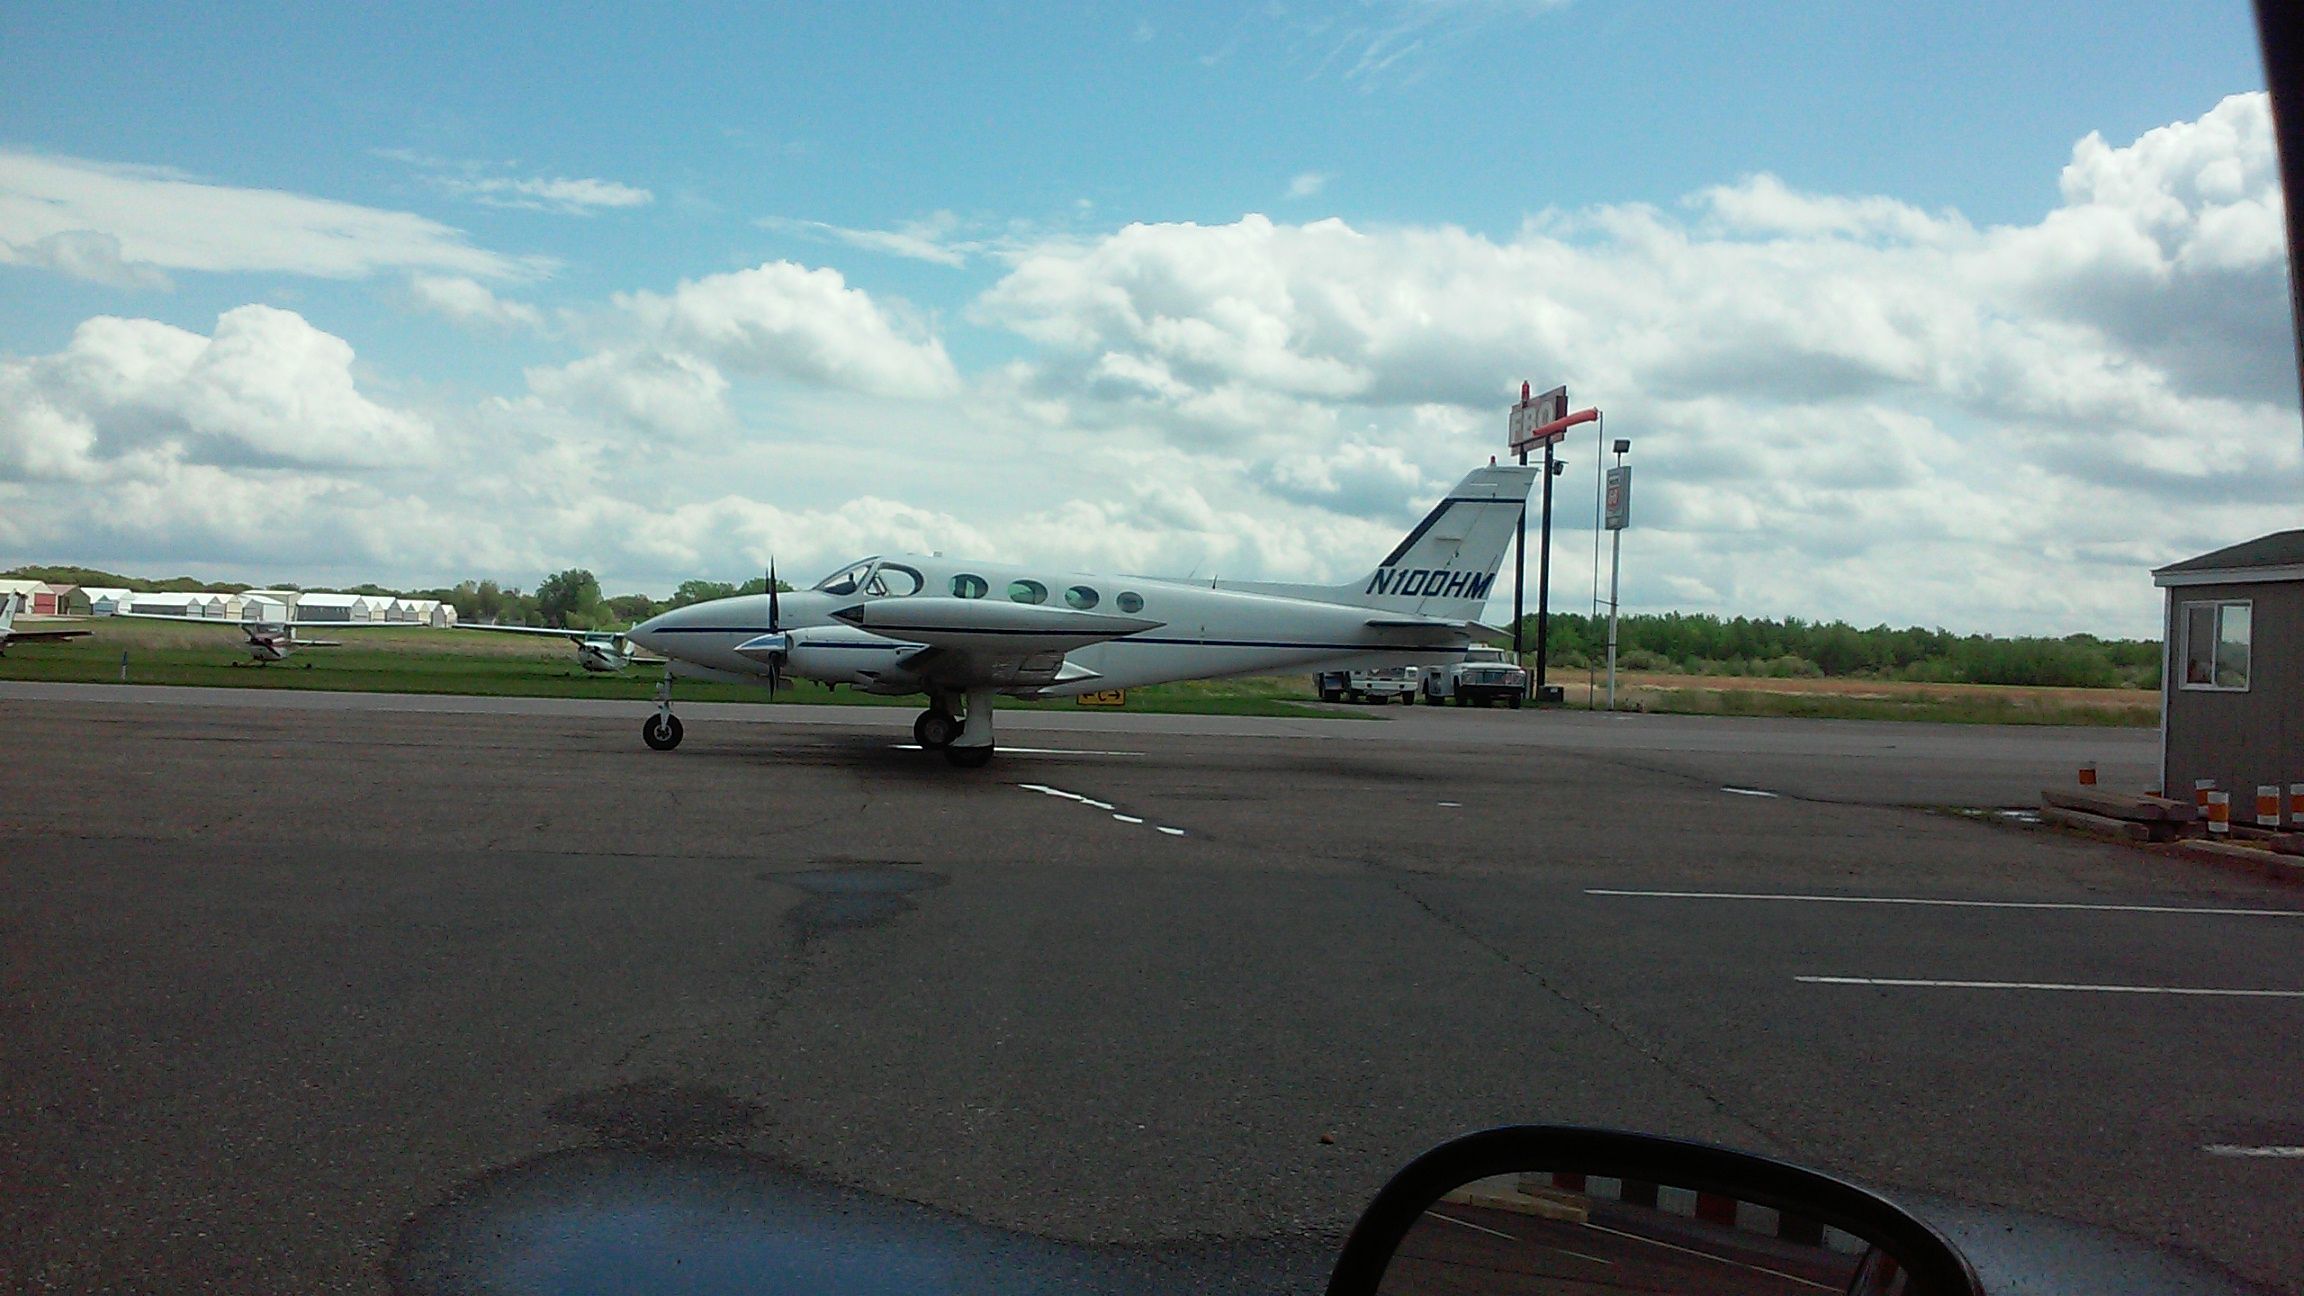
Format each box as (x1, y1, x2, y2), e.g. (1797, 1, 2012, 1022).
(774, 864, 946, 932)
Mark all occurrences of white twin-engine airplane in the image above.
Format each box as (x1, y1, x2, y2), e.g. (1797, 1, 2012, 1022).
(627, 463, 1539, 767)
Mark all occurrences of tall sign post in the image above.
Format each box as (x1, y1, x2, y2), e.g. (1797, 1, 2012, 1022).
(1509, 384, 1597, 702)
(1508, 384, 1567, 686)
(1604, 439, 1632, 711)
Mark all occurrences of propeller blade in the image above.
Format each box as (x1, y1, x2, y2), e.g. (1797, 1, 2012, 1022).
(766, 563, 781, 697)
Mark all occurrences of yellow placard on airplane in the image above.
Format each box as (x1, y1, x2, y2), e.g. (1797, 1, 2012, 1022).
(1076, 690, 1127, 707)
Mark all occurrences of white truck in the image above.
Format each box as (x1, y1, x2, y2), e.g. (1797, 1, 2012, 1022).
(1312, 665, 1423, 704)
(1421, 645, 1530, 708)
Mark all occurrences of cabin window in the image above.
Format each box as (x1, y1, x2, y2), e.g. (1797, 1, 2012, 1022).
(2181, 601, 2250, 691)
(1065, 585, 1100, 610)
(951, 574, 988, 599)
(867, 563, 923, 597)
(1116, 591, 1144, 614)
(1009, 579, 1048, 605)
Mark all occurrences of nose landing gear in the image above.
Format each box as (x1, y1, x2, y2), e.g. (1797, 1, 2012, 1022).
(643, 670, 684, 750)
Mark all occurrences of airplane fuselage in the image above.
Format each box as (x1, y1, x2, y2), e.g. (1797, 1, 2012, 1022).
(631, 555, 1474, 699)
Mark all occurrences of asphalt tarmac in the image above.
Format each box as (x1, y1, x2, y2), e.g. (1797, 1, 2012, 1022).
(1, 687, 2292, 1295)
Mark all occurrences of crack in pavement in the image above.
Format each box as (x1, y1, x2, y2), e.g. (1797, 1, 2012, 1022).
(1370, 863, 1793, 1157)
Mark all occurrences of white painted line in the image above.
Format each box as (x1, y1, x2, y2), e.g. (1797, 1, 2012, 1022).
(1156, 826, 1186, 837)
(1428, 1211, 1517, 1242)
(1721, 787, 1780, 798)
(1799, 976, 2304, 998)
(1588, 890, 2304, 919)
(1082, 799, 1115, 810)
(1579, 1221, 1833, 1291)
(1113, 814, 1144, 824)
(896, 745, 1141, 757)
(2205, 1145, 2304, 1158)
(1437, 801, 1462, 808)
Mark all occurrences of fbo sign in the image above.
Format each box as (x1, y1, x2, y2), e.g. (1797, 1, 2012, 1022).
(1604, 466, 1632, 530)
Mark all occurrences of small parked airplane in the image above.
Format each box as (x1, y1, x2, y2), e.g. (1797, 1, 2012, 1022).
(0, 592, 94, 654)
(464, 623, 666, 673)
(627, 462, 1539, 766)
(112, 611, 397, 664)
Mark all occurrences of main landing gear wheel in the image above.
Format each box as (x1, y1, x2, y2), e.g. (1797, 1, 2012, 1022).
(643, 713, 684, 750)
(944, 743, 994, 768)
(914, 709, 959, 748)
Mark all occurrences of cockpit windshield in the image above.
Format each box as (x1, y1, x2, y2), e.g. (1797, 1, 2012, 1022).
(813, 559, 878, 596)
(813, 558, 924, 598)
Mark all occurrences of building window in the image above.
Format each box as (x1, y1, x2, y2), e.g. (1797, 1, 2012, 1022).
(951, 574, 988, 599)
(1116, 591, 1144, 614)
(1065, 585, 1100, 610)
(1009, 579, 1048, 605)
(2181, 600, 2250, 691)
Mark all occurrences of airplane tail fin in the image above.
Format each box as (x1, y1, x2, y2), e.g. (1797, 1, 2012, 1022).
(0, 592, 17, 631)
(1216, 464, 1540, 621)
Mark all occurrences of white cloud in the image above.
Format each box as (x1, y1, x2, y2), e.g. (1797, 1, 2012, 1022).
(436, 174, 654, 215)
(0, 305, 435, 479)
(970, 93, 2300, 633)
(0, 150, 534, 281)
(408, 275, 546, 330)
(761, 213, 974, 268)
(522, 347, 730, 441)
(8, 229, 173, 290)
(1287, 172, 1331, 200)
(376, 149, 654, 216)
(616, 261, 961, 399)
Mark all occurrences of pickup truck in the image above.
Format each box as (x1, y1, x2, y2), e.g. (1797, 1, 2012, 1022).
(1312, 666, 1422, 704)
(1421, 646, 1530, 708)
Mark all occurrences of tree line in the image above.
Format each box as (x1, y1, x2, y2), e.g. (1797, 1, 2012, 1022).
(1518, 610, 2161, 690)
(2, 565, 787, 631)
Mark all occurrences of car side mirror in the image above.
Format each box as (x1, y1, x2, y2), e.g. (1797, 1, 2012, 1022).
(1328, 1126, 1983, 1296)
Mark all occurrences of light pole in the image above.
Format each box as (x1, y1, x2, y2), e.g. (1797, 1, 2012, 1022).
(1604, 437, 1631, 711)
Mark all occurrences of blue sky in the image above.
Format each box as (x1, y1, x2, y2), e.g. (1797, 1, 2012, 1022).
(0, 1, 2287, 635)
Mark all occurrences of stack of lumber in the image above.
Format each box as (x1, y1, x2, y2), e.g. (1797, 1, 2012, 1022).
(2038, 788, 2198, 842)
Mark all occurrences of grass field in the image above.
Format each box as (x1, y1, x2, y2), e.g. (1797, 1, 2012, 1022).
(1557, 669, 2157, 727)
(0, 618, 2158, 726)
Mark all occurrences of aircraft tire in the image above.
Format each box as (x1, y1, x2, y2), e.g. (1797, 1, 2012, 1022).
(944, 743, 994, 768)
(643, 714, 685, 751)
(914, 709, 959, 748)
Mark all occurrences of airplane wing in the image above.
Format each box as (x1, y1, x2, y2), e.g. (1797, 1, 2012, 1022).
(3, 626, 93, 643)
(829, 598, 1160, 654)
(826, 598, 1159, 692)
(463, 623, 594, 641)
